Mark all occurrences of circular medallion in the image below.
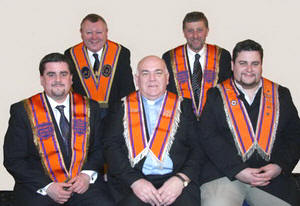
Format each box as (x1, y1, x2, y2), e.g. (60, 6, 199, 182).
(102, 64, 112, 77)
(231, 100, 237, 106)
(81, 67, 90, 79)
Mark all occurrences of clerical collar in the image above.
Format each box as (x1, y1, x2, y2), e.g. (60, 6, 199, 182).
(141, 93, 166, 106)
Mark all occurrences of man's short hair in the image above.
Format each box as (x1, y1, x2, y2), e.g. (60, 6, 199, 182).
(183, 11, 209, 30)
(232, 39, 264, 63)
(39, 53, 72, 76)
(80, 13, 107, 29)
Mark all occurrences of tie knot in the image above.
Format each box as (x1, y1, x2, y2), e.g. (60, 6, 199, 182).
(195, 54, 200, 60)
(56, 105, 65, 113)
(93, 53, 98, 60)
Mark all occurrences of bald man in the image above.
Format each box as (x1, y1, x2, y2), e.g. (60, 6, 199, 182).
(103, 56, 204, 206)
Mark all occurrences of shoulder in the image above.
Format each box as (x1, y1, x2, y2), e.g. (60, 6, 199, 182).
(119, 44, 130, 53)
(162, 45, 185, 59)
(64, 47, 72, 55)
(277, 84, 293, 101)
(10, 100, 26, 114)
(108, 41, 131, 56)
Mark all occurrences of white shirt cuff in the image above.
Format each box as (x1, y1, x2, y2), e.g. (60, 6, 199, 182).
(37, 182, 53, 196)
(81, 170, 98, 184)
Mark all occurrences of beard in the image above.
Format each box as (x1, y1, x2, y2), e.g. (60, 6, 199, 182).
(236, 76, 260, 90)
(50, 83, 67, 100)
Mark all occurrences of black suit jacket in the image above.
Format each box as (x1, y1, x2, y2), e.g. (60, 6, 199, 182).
(102, 95, 204, 193)
(3, 93, 105, 196)
(199, 84, 300, 205)
(65, 43, 135, 106)
(162, 44, 232, 95)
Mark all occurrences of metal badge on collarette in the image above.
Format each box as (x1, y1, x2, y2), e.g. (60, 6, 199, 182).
(231, 100, 237, 106)
(102, 64, 112, 77)
(81, 67, 90, 79)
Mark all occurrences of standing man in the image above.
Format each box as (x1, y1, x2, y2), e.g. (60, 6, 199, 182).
(199, 39, 300, 206)
(65, 13, 135, 109)
(4, 53, 114, 205)
(103, 56, 203, 206)
(162, 11, 231, 119)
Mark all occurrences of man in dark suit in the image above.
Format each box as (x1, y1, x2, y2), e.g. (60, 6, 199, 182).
(103, 56, 204, 206)
(199, 39, 300, 206)
(3, 53, 114, 206)
(65, 13, 135, 110)
(162, 11, 232, 119)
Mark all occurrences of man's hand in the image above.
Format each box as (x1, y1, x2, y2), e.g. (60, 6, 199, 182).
(68, 173, 90, 194)
(131, 178, 162, 206)
(158, 176, 184, 206)
(254, 164, 282, 180)
(235, 168, 271, 186)
(46, 182, 73, 204)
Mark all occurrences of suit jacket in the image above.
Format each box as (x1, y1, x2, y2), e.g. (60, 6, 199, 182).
(65, 42, 135, 106)
(162, 44, 232, 96)
(3, 93, 105, 197)
(102, 93, 204, 194)
(199, 83, 300, 205)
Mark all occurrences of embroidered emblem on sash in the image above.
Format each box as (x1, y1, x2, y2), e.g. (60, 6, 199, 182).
(204, 70, 216, 83)
(176, 71, 188, 83)
(37, 122, 54, 140)
(73, 119, 86, 135)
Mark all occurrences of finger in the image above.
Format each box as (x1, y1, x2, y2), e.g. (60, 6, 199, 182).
(148, 193, 160, 206)
(152, 190, 162, 204)
(67, 178, 77, 185)
(251, 180, 270, 187)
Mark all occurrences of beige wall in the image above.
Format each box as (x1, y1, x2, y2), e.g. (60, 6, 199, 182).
(1, 0, 299, 189)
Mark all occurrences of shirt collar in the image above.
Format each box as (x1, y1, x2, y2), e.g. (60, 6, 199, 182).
(46, 94, 70, 109)
(87, 47, 104, 62)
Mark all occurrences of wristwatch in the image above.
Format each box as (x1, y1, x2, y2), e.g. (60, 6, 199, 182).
(174, 174, 189, 187)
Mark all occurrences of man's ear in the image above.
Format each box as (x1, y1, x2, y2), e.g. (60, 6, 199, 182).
(40, 75, 44, 87)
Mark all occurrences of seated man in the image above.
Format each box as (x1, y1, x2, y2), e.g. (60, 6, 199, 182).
(4, 53, 114, 206)
(103, 56, 204, 206)
(199, 39, 300, 206)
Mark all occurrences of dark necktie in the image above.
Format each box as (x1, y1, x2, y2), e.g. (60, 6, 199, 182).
(56, 105, 70, 158)
(192, 54, 202, 106)
(93, 53, 100, 74)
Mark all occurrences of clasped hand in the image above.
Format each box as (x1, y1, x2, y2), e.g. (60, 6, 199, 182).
(46, 173, 90, 204)
(131, 176, 185, 206)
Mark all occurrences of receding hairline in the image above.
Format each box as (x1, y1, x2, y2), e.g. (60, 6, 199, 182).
(136, 56, 168, 74)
